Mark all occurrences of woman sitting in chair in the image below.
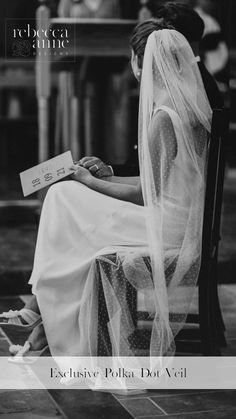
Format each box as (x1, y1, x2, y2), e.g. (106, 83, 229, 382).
(0, 20, 212, 360)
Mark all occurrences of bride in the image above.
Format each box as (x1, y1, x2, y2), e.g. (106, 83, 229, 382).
(1, 20, 212, 359)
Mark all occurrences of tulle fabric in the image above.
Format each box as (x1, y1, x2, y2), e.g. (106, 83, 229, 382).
(95, 30, 212, 358)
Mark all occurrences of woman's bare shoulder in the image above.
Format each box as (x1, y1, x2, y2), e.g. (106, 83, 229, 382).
(149, 109, 176, 142)
(151, 109, 173, 131)
(149, 109, 177, 158)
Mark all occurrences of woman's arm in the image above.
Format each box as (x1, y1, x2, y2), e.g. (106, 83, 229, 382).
(87, 177, 143, 205)
(105, 176, 140, 185)
(70, 165, 144, 206)
(78, 157, 139, 184)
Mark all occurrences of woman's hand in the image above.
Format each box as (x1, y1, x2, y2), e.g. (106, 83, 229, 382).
(69, 164, 93, 186)
(79, 156, 113, 179)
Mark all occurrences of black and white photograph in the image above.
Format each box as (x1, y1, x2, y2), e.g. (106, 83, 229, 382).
(0, 0, 236, 418)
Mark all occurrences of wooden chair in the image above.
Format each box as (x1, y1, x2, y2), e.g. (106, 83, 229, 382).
(177, 108, 229, 355)
(96, 108, 229, 356)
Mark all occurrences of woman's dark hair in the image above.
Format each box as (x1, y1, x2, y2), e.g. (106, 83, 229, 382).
(154, 1, 205, 43)
(130, 19, 173, 67)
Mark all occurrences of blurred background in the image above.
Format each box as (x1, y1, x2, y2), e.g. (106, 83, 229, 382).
(0, 0, 235, 295)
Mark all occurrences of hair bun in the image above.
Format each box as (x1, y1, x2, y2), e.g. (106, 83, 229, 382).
(155, 18, 175, 32)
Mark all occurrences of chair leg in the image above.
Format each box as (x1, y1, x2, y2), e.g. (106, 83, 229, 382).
(199, 274, 221, 355)
(97, 264, 112, 356)
(215, 299, 227, 347)
(212, 279, 227, 347)
(209, 296, 222, 355)
(211, 248, 227, 347)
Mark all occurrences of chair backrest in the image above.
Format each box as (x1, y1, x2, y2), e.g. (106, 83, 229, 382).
(199, 108, 228, 280)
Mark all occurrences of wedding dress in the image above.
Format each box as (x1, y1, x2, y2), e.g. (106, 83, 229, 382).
(29, 180, 148, 355)
(29, 29, 212, 358)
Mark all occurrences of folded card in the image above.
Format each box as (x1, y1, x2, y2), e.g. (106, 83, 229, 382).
(20, 151, 74, 197)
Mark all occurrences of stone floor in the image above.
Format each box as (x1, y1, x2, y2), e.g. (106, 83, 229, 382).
(0, 284, 236, 419)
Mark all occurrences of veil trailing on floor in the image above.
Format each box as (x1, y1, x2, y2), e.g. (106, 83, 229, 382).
(137, 29, 212, 357)
(91, 29, 212, 361)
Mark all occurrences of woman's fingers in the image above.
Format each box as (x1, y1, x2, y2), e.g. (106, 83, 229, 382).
(79, 156, 95, 164)
(79, 157, 101, 169)
(79, 156, 97, 166)
(70, 163, 96, 174)
(73, 157, 110, 176)
(89, 164, 100, 174)
(83, 159, 100, 169)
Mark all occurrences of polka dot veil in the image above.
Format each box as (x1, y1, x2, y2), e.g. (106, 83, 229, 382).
(93, 29, 212, 360)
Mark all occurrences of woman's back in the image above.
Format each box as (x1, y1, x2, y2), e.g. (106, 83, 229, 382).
(147, 106, 208, 255)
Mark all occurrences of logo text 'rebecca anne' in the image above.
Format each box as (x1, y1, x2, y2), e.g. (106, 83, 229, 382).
(13, 24, 69, 49)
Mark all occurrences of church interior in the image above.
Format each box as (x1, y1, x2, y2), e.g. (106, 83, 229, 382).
(0, 1, 236, 417)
